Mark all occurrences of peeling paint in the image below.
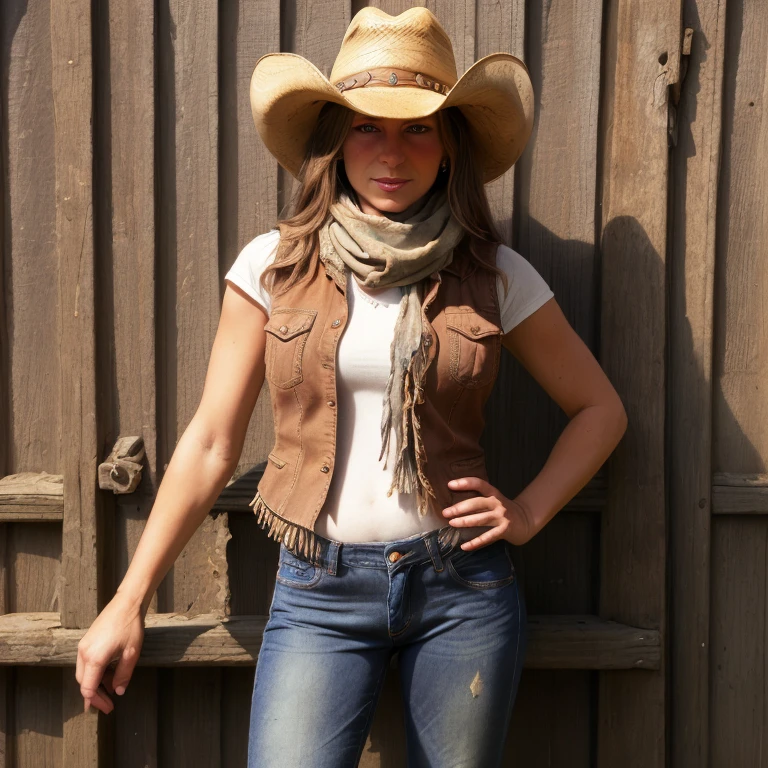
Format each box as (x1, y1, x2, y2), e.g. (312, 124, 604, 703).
(470, 670, 483, 698)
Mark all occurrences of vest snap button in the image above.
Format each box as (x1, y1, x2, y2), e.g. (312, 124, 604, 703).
(320, 465, 330, 473)
(388, 551, 402, 563)
(327, 400, 336, 407)
(331, 319, 341, 328)
(470, 325, 481, 335)
(279, 325, 288, 334)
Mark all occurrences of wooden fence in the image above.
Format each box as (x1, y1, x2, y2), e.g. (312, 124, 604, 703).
(0, 0, 761, 765)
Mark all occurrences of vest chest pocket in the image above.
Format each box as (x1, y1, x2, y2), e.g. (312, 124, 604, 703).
(264, 308, 317, 389)
(444, 308, 502, 388)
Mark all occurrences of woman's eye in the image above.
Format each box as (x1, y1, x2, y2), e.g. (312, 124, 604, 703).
(355, 124, 378, 133)
(408, 124, 431, 133)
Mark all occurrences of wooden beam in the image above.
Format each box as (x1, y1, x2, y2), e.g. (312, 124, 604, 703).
(51, 0, 103, 763)
(0, 612, 660, 670)
(597, 0, 681, 765)
(669, 8, 726, 768)
(712, 486, 768, 515)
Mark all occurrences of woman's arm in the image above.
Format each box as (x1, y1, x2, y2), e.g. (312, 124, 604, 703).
(77, 283, 268, 714)
(116, 283, 269, 617)
(442, 296, 627, 548)
(500, 296, 628, 537)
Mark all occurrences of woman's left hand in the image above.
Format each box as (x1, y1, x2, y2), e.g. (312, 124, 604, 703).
(442, 477, 536, 550)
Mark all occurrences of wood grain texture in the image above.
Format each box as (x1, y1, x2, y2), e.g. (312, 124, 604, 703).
(668, 3, 726, 766)
(156, 0, 222, 617)
(50, 0, 104, 763)
(2, 0, 61, 475)
(713, 0, 768, 475)
(597, 0, 680, 765)
(103, 0, 159, 624)
(113, 667, 158, 768)
(710, 516, 768, 766)
(220, 0, 280, 482)
(158, 668, 221, 768)
(16, 668, 62, 767)
(0, 612, 659, 669)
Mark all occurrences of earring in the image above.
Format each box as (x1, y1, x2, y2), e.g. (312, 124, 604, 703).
(440, 159, 449, 173)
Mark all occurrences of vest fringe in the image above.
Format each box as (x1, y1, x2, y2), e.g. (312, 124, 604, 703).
(248, 490, 322, 564)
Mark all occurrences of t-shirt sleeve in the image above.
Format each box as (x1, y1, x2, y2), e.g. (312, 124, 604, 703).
(224, 229, 281, 315)
(495, 244, 555, 334)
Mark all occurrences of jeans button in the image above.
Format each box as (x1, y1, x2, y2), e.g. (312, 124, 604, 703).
(388, 551, 402, 563)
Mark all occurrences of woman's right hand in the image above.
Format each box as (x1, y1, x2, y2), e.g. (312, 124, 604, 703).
(76, 591, 145, 714)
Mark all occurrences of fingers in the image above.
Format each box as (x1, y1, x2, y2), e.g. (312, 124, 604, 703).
(84, 685, 114, 715)
(111, 645, 140, 697)
(442, 495, 490, 519)
(447, 476, 491, 493)
(459, 528, 501, 550)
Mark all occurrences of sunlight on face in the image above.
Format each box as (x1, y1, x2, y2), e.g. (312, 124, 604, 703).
(341, 113, 446, 216)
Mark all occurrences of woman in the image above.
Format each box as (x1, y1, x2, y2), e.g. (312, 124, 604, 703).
(77, 7, 627, 767)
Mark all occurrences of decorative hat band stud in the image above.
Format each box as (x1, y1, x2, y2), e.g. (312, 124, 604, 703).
(334, 67, 451, 95)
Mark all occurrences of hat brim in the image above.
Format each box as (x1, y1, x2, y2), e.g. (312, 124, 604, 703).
(250, 51, 534, 184)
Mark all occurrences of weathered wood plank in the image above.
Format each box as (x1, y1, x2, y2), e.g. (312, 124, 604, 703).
(105, 0, 160, 635)
(220, 0, 280, 480)
(113, 667, 158, 768)
(710, 517, 767, 766)
(8, 524, 60, 614)
(668, 5, 726, 767)
(155, 0, 223, 617)
(0, 473, 64, 520)
(16, 668, 62, 768)
(51, 0, 102, 762)
(712, 485, 768, 514)
(3, 0, 61, 475)
(475, 0, 524, 246)
(507, 671, 592, 767)
(597, 0, 681, 764)
(713, 0, 768, 476)
(0, 612, 660, 669)
(52, 0, 100, 622)
(158, 669, 220, 768)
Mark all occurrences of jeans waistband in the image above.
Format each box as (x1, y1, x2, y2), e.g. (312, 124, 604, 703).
(290, 524, 468, 575)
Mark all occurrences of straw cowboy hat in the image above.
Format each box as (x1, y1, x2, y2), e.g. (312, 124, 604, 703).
(249, 6, 534, 184)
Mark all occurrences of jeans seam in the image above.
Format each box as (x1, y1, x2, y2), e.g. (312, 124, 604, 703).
(352, 658, 390, 767)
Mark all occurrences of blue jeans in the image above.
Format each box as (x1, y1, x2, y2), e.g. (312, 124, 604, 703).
(248, 524, 527, 768)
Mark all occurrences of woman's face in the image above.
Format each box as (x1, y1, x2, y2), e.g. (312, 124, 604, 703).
(341, 112, 446, 216)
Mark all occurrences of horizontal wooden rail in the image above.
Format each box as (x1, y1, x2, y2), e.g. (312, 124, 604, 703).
(0, 472, 64, 521)
(0, 612, 659, 670)
(0, 467, 610, 520)
(712, 473, 768, 514)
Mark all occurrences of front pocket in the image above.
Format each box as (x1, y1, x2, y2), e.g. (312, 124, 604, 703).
(264, 308, 317, 389)
(446, 539, 516, 590)
(275, 546, 323, 589)
(444, 308, 502, 389)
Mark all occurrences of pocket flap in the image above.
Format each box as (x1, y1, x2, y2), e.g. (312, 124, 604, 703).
(265, 309, 317, 341)
(444, 309, 501, 340)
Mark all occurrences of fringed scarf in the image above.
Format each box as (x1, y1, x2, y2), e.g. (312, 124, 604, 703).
(317, 186, 465, 517)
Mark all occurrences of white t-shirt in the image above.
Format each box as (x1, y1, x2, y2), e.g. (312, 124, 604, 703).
(225, 229, 554, 543)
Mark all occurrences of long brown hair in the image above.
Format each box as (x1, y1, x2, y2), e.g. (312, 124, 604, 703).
(260, 102, 509, 298)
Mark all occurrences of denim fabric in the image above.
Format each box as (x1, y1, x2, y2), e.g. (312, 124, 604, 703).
(248, 524, 527, 768)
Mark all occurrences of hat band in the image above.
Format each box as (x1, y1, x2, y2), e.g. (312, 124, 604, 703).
(334, 67, 451, 96)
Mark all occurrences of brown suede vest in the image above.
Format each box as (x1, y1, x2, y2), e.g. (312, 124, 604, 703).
(249, 237, 503, 564)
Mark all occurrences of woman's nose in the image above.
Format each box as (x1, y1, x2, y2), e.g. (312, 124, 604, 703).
(378, 134, 406, 167)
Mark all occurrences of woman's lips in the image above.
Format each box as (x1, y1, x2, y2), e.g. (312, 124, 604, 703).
(373, 178, 410, 192)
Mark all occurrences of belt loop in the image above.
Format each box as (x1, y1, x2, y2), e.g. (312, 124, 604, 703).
(326, 540, 341, 576)
(425, 533, 444, 573)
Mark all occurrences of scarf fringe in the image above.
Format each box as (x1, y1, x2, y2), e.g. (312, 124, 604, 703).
(248, 490, 322, 564)
(386, 332, 436, 518)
